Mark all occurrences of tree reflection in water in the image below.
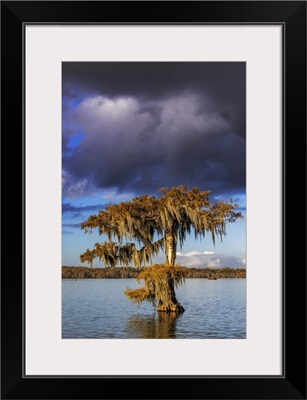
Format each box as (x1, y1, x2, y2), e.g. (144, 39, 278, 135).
(125, 312, 182, 339)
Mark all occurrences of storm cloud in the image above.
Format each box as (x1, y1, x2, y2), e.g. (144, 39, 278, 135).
(62, 62, 245, 200)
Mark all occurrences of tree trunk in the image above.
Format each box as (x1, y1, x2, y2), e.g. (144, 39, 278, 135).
(157, 290, 185, 313)
(157, 274, 184, 312)
(159, 233, 184, 312)
(164, 231, 177, 266)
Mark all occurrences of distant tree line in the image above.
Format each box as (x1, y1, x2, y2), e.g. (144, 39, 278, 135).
(62, 266, 246, 279)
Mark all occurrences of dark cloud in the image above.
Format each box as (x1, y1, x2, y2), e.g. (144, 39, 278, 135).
(62, 62, 245, 199)
(62, 203, 105, 213)
(63, 62, 245, 137)
(62, 203, 106, 219)
(62, 222, 84, 229)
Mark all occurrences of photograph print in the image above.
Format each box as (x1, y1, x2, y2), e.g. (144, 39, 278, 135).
(62, 62, 246, 339)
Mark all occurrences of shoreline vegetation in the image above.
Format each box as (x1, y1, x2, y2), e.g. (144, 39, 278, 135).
(62, 266, 246, 279)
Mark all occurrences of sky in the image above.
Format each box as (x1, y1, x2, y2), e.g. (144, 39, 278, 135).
(62, 62, 246, 268)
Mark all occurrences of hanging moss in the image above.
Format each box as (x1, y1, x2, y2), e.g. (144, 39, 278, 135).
(124, 264, 188, 312)
(80, 186, 242, 312)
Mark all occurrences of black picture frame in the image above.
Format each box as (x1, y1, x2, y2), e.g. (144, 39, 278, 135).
(1, 1, 306, 399)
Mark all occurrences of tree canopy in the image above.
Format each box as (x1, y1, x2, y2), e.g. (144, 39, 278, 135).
(80, 185, 242, 269)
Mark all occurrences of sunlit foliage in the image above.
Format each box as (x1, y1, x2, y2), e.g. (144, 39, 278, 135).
(81, 185, 241, 267)
(124, 264, 188, 305)
(80, 186, 242, 312)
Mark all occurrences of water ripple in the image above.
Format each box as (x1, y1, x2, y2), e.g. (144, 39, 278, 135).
(62, 278, 246, 339)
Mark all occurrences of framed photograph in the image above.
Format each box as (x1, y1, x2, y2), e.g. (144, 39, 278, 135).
(1, 1, 306, 399)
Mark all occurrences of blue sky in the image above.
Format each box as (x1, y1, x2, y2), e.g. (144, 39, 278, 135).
(62, 62, 246, 268)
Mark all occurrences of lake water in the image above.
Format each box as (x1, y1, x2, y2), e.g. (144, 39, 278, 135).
(62, 278, 246, 339)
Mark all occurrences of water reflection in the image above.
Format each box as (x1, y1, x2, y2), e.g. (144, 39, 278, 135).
(63, 279, 246, 338)
(125, 312, 182, 338)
